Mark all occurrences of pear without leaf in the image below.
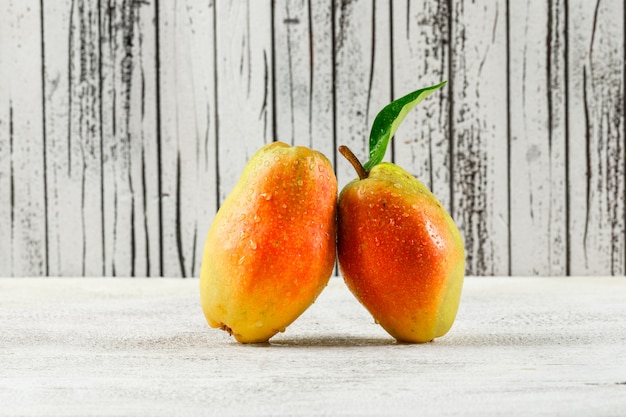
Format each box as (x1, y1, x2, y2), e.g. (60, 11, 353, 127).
(200, 142, 337, 343)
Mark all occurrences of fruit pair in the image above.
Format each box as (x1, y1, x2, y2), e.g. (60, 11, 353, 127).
(199, 82, 465, 344)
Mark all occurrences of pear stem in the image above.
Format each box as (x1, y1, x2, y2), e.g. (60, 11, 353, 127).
(338, 145, 368, 180)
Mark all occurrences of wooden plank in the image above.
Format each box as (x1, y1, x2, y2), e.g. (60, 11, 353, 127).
(215, 0, 274, 204)
(450, 0, 509, 275)
(508, 0, 567, 275)
(568, 0, 625, 275)
(391, 0, 452, 212)
(0, 0, 13, 275)
(100, 0, 160, 276)
(334, 0, 392, 190)
(0, 0, 47, 276)
(159, 0, 217, 277)
(273, 0, 334, 160)
(42, 0, 105, 276)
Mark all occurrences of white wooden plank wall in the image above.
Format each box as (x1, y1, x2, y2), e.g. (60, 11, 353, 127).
(509, 0, 567, 276)
(568, 0, 625, 276)
(0, 0, 624, 277)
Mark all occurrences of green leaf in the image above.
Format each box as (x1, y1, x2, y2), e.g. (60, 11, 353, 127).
(362, 81, 447, 173)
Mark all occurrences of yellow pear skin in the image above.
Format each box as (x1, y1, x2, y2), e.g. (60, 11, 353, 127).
(338, 162, 465, 343)
(200, 142, 337, 343)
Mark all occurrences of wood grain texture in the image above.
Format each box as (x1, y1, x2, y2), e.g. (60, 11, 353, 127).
(509, 0, 567, 275)
(43, 0, 104, 276)
(0, 0, 47, 277)
(100, 0, 160, 276)
(568, 0, 625, 275)
(2, 277, 626, 415)
(450, 0, 509, 275)
(333, 0, 392, 190)
(215, 0, 274, 204)
(159, 0, 217, 277)
(273, 0, 334, 161)
(0, 1, 14, 275)
(391, 0, 451, 212)
(1, 0, 626, 277)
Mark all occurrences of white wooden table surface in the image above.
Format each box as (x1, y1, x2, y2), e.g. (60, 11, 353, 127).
(1, 276, 625, 416)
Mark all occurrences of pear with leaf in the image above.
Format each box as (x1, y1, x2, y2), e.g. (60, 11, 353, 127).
(338, 82, 465, 343)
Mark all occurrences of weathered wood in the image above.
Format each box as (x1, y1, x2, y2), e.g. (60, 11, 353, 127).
(0, 2, 13, 275)
(568, 0, 625, 275)
(100, 0, 160, 276)
(43, 0, 104, 276)
(273, 0, 334, 160)
(215, 0, 274, 204)
(159, 0, 218, 277)
(0, 0, 47, 277)
(2, 277, 626, 415)
(333, 0, 392, 190)
(450, 0, 509, 275)
(1, 0, 626, 278)
(391, 0, 452, 212)
(509, 0, 568, 275)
